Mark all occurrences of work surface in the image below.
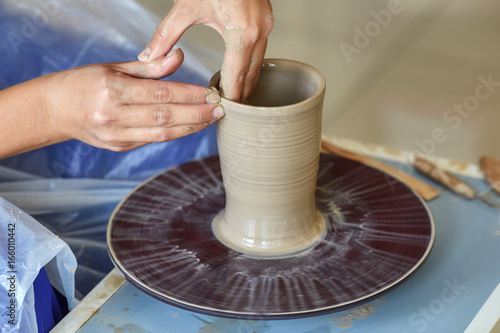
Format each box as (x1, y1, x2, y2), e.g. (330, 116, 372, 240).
(53, 155, 500, 333)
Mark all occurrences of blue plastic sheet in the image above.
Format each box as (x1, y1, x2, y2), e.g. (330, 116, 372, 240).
(0, 0, 219, 180)
(0, 198, 78, 333)
(0, 0, 220, 331)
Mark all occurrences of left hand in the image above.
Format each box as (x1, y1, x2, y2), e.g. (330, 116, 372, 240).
(43, 49, 224, 152)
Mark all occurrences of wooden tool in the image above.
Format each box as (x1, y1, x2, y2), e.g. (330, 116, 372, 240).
(480, 156, 500, 194)
(414, 155, 500, 209)
(413, 156, 475, 199)
(320, 140, 440, 201)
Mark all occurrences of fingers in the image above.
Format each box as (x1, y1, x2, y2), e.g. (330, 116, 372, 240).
(89, 121, 215, 152)
(220, 29, 264, 102)
(88, 59, 225, 151)
(137, 0, 274, 102)
(118, 103, 224, 128)
(220, 11, 274, 102)
(99, 57, 224, 148)
(108, 76, 218, 105)
(88, 102, 224, 150)
(138, 5, 194, 63)
(117, 49, 185, 80)
(240, 37, 268, 102)
(125, 122, 215, 144)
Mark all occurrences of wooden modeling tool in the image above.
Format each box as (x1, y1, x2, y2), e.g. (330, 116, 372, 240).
(414, 155, 500, 209)
(480, 156, 500, 194)
(321, 140, 440, 201)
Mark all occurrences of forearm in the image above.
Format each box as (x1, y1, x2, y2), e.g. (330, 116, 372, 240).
(0, 75, 66, 159)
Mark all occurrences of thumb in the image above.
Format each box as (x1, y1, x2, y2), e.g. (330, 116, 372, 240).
(119, 49, 185, 79)
(138, 6, 194, 62)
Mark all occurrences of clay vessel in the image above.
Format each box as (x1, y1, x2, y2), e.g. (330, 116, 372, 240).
(211, 59, 326, 257)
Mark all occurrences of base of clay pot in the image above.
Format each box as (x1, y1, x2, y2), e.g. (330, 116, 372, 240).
(212, 210, 327, 258)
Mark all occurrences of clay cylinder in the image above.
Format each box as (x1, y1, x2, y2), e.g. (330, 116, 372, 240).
(211, 59, 326, 257)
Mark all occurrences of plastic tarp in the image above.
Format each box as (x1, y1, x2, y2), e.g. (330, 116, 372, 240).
(0, 198, 78, 332)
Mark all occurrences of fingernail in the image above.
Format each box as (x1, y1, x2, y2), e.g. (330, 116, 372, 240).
(161, 48, 180, 67)
(167, 48, 180, 56)
(205, 87, 220, 104)
(138, 46, 151, 62)
(212, 105, 225, 119)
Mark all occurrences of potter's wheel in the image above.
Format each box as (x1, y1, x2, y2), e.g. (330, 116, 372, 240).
(107, 153, 435, 319)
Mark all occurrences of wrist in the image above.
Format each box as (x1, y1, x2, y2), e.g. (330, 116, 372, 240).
(41, 73, 73, 144)
(0, 74, 70, 158)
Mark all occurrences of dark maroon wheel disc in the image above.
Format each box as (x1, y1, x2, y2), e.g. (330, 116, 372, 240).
(107, 154, 434, 319)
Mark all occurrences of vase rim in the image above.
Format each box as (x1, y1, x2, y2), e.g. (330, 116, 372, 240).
(210, 58, 326, 115)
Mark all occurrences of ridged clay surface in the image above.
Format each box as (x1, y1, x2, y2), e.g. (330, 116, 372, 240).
(211, 59, 327, 257)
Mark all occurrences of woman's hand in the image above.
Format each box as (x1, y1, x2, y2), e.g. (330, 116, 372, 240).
(44, 49, 224, 152)
(139, 0, 274, 102)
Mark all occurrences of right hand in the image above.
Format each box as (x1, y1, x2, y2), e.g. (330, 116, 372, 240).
(44, 49, 224, 152)
(138, 0, 274, 102)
